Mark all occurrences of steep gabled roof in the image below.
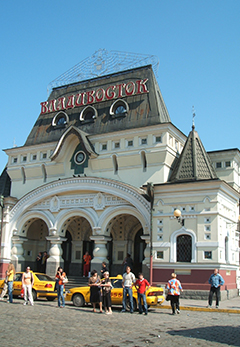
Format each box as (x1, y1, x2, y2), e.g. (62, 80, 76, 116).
(0, 166, 11, 197)
(169, 125, 218, 183)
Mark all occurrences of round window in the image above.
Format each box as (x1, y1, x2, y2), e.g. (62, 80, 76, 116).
(74, 151, 86, 165)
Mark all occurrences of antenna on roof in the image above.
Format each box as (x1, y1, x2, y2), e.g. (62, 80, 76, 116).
(192, 106, 196, 129)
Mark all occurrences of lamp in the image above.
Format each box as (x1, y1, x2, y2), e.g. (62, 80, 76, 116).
(174, 209, 185, 226)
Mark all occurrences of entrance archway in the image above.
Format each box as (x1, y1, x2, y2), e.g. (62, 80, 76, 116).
(177, 234, 192, 262)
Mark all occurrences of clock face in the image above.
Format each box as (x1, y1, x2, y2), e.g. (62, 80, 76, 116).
(74, 151, 86, 165)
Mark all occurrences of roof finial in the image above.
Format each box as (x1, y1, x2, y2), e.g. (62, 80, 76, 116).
(192, 106, 196, 129)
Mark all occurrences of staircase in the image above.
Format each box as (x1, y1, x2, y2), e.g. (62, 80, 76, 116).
(65, 276, 89, 290)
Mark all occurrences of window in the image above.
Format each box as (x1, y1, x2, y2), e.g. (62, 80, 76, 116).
(13, 157, 17, 164)
(101, 143, 107, 151)
(127, 140, 133, 147)
(157, 219, 163, 225)
(80, 106, 97, 123)
(110, 99, 129, 118)
(32, 154, 37, 161)
(190, 206, 195, 211)
(155, 136, 162, 143)
(177, 234, 192, 262)
(225, 161, 231, 168)
(157, 251, 163, 259)
(112, 154, 118, 174)
(204, 217, 211, 223)
(216, 162, 222, 168)
(141, 138, 147, 145)
(157, 235, 163, 241)
(141, 151, 147, 172)
(204, 251, 212, 259)
(52, 111, 69, 126)
(114, 142, 120, 149)
(74, 151, 86, 165)
(205, 233, 211, 240)
(175, 140, 178, 151)
(204, 225, 211, 232)
(42, 153, 47, 159)
(157, 228, 163, 233)
(21, 155, 27, 162)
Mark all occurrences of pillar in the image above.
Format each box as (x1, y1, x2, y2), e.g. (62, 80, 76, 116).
(46, 236, 67, 277)
(90, 235, 112, 274)
(11, 235, 26, 272)
(141, 235, 150, 279)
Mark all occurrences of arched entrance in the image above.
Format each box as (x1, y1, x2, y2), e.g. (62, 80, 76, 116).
(177, 234, 192, 262)
(23, 218, 49, 271)
(60, 216, 92, 275)
(105, 214, 144, 276)
(134, 228, 146, 275)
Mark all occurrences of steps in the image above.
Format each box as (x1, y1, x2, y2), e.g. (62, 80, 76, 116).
(65, 276, 89, 290)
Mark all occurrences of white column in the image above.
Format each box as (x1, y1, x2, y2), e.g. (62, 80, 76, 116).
(90, 235, 112, 273)
(11, 235, 26, 271)
(46, 236, 67, 277)
(141, 235, 150, 265)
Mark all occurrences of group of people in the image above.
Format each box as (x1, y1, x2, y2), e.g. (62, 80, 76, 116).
(0, 263, 34, 305)
(36, 251, 49, 273)
(0, 261, 225, 315)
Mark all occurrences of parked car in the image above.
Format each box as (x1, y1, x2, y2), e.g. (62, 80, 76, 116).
(66, 275, 165, 310)
(0, 272, 58, 301)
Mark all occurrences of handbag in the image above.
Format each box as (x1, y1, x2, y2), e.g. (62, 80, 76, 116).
(63, 276, 68, 284)
(166, 294, 172, 301)
(20, 288, 24, 298)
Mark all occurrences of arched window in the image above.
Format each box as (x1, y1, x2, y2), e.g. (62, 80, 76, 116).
(225, 236, 229, 262)
(52, 111, 69, 127)
(80, 106, 97, 123)
(140, 151, 147, 172)
(41, 164, 47, 183)
(110, 99, 129, 118)
(21, 167, 26, 184)
(177, 234, 192, 262)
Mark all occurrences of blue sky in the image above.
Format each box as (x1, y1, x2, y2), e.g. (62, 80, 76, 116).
(1, 1, 239, 172)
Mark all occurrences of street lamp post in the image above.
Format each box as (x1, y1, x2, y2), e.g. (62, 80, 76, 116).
(147, 182, 154, 285)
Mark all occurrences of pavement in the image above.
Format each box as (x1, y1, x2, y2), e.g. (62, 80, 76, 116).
(0, 296, 240, 347)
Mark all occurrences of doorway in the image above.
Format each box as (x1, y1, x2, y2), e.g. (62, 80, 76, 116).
(134, 228, 145, 275)
(62, 230, 72, 274)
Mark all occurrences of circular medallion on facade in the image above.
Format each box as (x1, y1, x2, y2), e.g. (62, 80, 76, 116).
(74, 151, 86, 165)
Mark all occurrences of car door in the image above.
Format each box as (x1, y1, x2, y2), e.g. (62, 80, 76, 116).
(111, 279, 123, 305)
(13, 273, 23, 296)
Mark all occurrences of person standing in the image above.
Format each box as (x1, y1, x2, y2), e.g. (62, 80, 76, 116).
(89, 270, 102, 313)
(121, 266, 135, 313)
(101, 271, 112, 314)
(167, 273, 183, 315)
(83, 252, 91, 277)
(134, 273, 150, 315)
(22, 266, 34, 306)
(55, 267, 66, 308)
(100, 262, 108, 278)
(36, 252, 42, 272)
(6, 263, 15, 303)
(41, 251, 48, 273)
(122, 253, 133, 274)
(0, 270, 9, 301)
(208, 269, 225, 308)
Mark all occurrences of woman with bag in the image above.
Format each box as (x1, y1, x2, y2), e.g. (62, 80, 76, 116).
(166, 273, 183, 315)
(55, 267, 67, 308)
(101, 271, 112, 314)
(88, 270, 102, 313)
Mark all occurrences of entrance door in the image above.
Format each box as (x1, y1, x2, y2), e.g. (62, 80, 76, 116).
(62, 230, 72, 274)
(134, 228, 145, 275)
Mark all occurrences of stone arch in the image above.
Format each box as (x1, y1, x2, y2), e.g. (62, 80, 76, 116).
(170, 228, 197, 263)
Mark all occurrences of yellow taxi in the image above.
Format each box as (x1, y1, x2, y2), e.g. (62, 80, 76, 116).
(66, 275, 165, 310)
(0, 272, 58, 301)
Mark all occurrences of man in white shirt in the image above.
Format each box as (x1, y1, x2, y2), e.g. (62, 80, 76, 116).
(121, 266, 135, 313)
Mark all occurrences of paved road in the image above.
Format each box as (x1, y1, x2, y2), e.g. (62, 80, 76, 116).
(0, 299, 239, 347)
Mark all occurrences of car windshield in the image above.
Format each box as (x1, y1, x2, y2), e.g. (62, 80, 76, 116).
(14, 273, 23, 281)
(111, 279, 122, 288)
(35, 274, 54, 281)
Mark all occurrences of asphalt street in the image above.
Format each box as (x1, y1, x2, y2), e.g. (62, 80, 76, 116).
(0, 298, 239, 347)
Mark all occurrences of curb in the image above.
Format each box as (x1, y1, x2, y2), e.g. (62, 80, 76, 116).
(156, 305, 240, 314)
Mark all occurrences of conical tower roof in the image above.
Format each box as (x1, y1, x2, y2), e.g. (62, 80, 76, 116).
(170, 125, 218, 183)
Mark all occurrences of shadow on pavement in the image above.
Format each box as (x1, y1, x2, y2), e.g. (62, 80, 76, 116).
(167, 325, 240, 346)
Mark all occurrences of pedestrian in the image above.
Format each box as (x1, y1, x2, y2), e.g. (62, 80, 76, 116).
(122, 253, 133, 274)
(101, 271, 112, 314)
(83, 251, 91, 277)
(134, 272, 150, 315)
(22, 266, 34, 306)
(89, 270, 102, 313)
(0, 270, 9, 301)
(55, 267, 66, 308)
(167, 273, 183, 315)
(41, 251, 48, 273)
(6, 263, 15, 303)
(100, 261, 108, 278)
(36, 252, 42, 272)
(208, 269, 225, 308)
(121, 266, 135, 313)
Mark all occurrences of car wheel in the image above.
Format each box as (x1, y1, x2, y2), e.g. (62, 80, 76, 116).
(46, 297, 55, 301)
(32, 289, 37, 301)
(126, 297, 137, 311)
(73, 293, 84, 307)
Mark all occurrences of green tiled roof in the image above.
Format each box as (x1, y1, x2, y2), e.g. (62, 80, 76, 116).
(170, 126, 218, 182)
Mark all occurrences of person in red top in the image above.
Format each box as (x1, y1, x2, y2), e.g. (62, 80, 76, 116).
(55, 267, 66, 308)
(134, 272, 150, 315)
(83, 252, 91, 277)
